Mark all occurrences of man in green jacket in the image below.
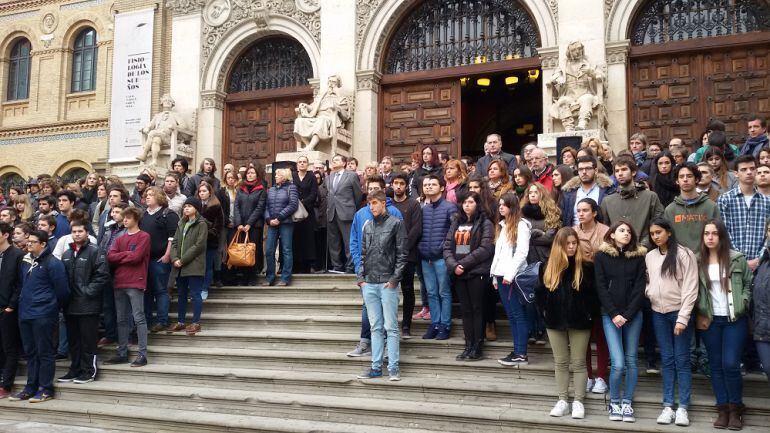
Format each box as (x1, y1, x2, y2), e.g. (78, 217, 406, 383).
(664, 163, 721, 252)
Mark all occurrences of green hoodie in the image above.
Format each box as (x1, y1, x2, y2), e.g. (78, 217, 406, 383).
(663, 194, 720, 252)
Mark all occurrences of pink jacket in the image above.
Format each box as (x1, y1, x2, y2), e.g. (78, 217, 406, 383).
(644, 246, 699, 325)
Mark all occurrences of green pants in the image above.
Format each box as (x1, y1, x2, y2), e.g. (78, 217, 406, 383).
(547, 328, 591, 402)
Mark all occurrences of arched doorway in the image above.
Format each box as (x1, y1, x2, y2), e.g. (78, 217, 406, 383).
(628, 0, 770, 146)
(223, 36, 314, 168)
(379, 0, 542, 163)
(0, 172, 24, 195)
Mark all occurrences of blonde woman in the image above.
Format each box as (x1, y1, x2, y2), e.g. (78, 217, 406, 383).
(536, 227, 598, 419)
(12, 194, 33, 220)
(263, 168, 298, 286)
(521, 182, 562, 264)
(444, 159, 468, 204)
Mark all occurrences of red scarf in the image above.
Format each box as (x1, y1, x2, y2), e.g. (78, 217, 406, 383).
(240, 180, 263, 194)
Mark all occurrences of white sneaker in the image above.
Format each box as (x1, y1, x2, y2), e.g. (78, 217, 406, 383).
(571, 401, 585, 419)
(657, 407, 675, 424)
(585, 378, 595, 393)
(591, 377, 608, 394)
(621, 404, 636, 423)
(675, 408, 690, 426)
(549, 400, 570, 417)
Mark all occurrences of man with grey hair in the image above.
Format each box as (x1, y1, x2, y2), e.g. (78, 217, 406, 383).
(531, 147, 555, 192)
(522, 142, 538, 169)
(476, 133, 517, 176)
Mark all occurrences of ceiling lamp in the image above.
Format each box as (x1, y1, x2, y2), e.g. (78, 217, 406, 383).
(523, 123, 534, 132)
(527, 69, 540, 83)
(477, 78, 491, 87)
(505, 76, 519, 86)
(516, 127, 527, 136)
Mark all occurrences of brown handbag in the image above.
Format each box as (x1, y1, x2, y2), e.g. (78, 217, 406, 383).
(227, 231, 256, 269)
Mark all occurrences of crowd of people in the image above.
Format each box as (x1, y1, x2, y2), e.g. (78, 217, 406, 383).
(0, 115, 768, 430)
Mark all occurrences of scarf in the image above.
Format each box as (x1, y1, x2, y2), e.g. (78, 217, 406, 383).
(743, 134, 769, 157)
(515, 185, 527, 196)
(653, 172, 679, 207)
(618, 182, 642, 200)
(521, 203, 544, 221)
(240, 179, 263, 194)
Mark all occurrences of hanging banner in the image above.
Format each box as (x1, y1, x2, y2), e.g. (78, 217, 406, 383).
(108, 8, 155, 162)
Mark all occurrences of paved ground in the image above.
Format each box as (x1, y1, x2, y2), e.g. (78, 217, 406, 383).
(0, 422, 124, 433)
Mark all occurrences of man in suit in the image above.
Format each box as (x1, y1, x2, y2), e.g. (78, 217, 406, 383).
(325, 154, 362, 273)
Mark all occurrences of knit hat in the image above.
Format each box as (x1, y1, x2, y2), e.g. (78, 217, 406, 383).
(183, 196, 202, 214)
(136, 173, 152, 184)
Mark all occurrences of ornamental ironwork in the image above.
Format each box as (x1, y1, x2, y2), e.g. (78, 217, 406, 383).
(631, 0, 770, 45)
(227, 37, 313, 93)
(384, 0, 540, 74)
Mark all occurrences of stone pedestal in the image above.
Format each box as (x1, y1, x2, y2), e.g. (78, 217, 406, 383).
(537, 129, 603, 158)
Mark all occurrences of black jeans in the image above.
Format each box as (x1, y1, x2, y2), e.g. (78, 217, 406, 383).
(65, 314, 99, 378)
(401, 261, 417, 330)
(483, 277, 497, 324)
(0, 309, 21, 390)
(455, 275, 487, 344)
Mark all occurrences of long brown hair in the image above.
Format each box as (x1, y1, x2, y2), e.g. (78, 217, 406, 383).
(544, 227, 583, 291)
(699, 219, 732, 293)
(521, 182, 562, 230)
(496, 192, 520, 246)
(197, 181, 221, 209)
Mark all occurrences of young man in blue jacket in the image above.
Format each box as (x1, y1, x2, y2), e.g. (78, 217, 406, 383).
(8, 230, 70, 403)
(346, 176, 402, 357)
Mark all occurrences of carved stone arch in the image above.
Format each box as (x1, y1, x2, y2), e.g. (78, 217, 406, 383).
(201, 15, 320, 94)
(607, 0, 643, 42)
(54, 160, 93, 178)
(0, 28, 36, 56)
(357, 0, 557, 72)
(0, 165, 26, 178)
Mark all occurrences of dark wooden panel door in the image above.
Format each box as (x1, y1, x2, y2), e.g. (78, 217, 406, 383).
(703, 47, 770, 143)
(629, 54, 702, 145)
(224, 94, 311, 168)
(380, 80, 460, 163)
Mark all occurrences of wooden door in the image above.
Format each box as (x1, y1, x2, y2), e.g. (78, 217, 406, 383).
(380, 80, 460, 163)
(224, 93, 311, 168)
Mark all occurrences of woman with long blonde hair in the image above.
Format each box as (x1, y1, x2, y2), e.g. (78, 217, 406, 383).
(444, 159, 468, 204)
(536, 227, 597, 419)
(12, 194, 33, 220)
(490, 192, 532, 366)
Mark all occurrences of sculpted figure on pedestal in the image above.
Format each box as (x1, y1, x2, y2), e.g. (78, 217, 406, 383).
(293, 75, 351, 154)
(138, 94, 186, 168)
(547, 41, 605, 131)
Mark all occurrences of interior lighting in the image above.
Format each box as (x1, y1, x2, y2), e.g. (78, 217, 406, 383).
(476, 78, 491, 87)
(527, 69, 540, 83)
(505, 76, 519, 86)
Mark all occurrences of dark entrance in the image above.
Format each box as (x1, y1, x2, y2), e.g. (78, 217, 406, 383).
(460, 69, 542, 158)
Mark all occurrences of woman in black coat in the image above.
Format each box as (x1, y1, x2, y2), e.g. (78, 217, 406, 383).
(292, 155, 318, 273)
(313, 171, 328, 272)
(197, 181, 223, 298)
(232, 165, 267, 285)
(443, 192, 495, 361)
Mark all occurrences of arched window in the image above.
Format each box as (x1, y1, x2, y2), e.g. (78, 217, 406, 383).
(631, 0, 770, 45)
(6, 38, 31, 101)
(384, 0, 540, 74)
(0, 172, 25, 195)
(228, 37, 313, 93)
(72, 27, 98, 92)
(60, 167, 89, 185)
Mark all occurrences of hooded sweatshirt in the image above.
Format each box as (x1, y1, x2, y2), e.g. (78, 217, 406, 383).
(600, 182, 664, 248)
(663, 193, 720, 252)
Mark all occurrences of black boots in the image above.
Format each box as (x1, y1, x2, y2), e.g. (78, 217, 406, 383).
(456, 342, 471, 361)
(466, 341, 483, 361)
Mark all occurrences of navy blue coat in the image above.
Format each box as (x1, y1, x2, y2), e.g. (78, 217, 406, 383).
(418, 198, 457, 260)
(19, 248, 70, 320)
(265, 182, 299, 224)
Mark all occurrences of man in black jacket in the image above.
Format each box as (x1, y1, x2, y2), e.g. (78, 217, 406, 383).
(391, 173, 422, 338)
(59, 221, 109, 384)
(0, 222, 24, 398)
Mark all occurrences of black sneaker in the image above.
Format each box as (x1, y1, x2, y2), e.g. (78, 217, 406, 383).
(103, 355, 129, 365)
(130, 355, 147, 367)
(401, 328, 412, 340)
(56, 372, 78, 383)
(498, 352, 517, 366)
(73, 373, 95, 384)
(512, 353, 529, 365)
(55, 353, 68, 360)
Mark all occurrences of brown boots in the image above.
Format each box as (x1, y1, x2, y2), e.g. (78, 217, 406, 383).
(485, 322, 497, 341)
(714, 403, 744, 430)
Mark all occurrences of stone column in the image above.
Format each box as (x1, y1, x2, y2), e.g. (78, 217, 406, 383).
(198, 90, 226, 164)
(605, 41, 630, 152)
(557, 0, 607, 63)
(354, 69, 382, 164)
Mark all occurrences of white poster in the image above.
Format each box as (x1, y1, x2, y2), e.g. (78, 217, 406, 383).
(108, 8, 155, 162)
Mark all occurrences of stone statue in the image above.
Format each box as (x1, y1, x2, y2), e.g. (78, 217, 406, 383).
(138, 94, 185, 168)
(546, 41, 605, 131)
(293, 75, 351, 153)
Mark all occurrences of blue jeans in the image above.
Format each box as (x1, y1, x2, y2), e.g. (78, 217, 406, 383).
(602, 313, 643, 404)
(145, 260, 171, 327)
(177, 276, 204, 324)
(19, 316, 57, 393)
(362, 282, 400, 372)
(421, 258, 451, 328)
(57, 312, 68, 355)
(652, 311, 693, 408)
(497, 277, 529, 355)
(701, 316, 747, 405)
(266, 223, 294, 284)
(203, 248, 218, 290)
(756, 341, 770, 383)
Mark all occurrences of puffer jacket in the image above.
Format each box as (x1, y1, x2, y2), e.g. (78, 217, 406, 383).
(265, 182, 299, 224)
(535, 259, 598, 330)
(752, 246, 770, 341)
(171, 215, 209, 278)
(443, 212, 494, 279)
(357, 212, 407, 285)
(696, 249, 751, 322)
(558, 173, 615, 227)
(233, 182, 267, 228)
(19, 248, 70, 320)
(594, 242, 648, 319)
(418, 198, 457, 260)
(61, 242, 109, 316)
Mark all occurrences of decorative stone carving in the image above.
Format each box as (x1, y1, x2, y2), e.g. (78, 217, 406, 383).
(293, 75, 352, 154)
(356, 70, 382, 93)
(606, 45, 629, 65)
(546, 41, 606, 132)
(201, 0, 321, 74)
(166, 0, 206, 16)
(605, 0, 617, 18)
(203, 0, 231, 27)
(40, 12, 58, 34)
(201, 90, 226, 110)
(548, 0, 558, 23)
(355, 0, 384, 50)
(138, 94, 195, 170)
(295, 0, 319, 14)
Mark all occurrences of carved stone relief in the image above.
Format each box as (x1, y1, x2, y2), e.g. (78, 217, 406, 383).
(605, 0, 616, 18)
(166, 0, 206, 16)
(203, 0, 231, 27)
(40, 12, 58, 34)
(355, 0, 384, 50)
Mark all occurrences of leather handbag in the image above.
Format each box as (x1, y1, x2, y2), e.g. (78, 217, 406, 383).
(292, 200, 309, 222)
(227, 231, 256, 269)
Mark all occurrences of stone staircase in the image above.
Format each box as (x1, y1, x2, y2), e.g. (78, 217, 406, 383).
(2, 274, 769, 432)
